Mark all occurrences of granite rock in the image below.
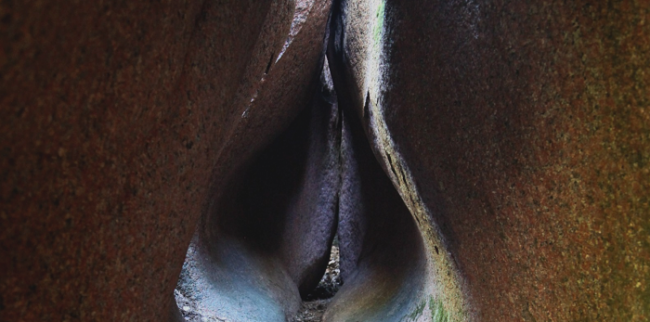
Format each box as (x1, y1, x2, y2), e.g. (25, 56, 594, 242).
(328, 0, 650, 321)
(3, 0, 650, 321)
(0, 0, 310, 320)
(326, 96, 429, 322)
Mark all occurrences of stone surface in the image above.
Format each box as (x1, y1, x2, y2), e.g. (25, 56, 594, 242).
(328, 0, 469, 320)
(174, 0, 335, 320)
(175, 66, 338, 321)
(325, 101, 429, 322)
(329, 0, 650, 321)
(275, 59, 340, 297)
(0, 0, 315, 320)
(3, 0, 650, 321)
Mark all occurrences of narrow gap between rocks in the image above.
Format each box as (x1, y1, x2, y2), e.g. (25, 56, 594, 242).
(173, 52, 429, 321)
(173, 1, 431, 321)
(290, 236, 341, 322)
(176, 241, 341, 322)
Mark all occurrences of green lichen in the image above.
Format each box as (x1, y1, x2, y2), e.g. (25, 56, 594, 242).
(399, 296, 452, 322)
(429, 297, 449, 322)
(373, 1, 385, 45)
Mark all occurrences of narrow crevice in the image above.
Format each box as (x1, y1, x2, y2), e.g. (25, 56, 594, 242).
(265, 51, 275, 74)
(290, 239, 341, 322)
(174, 1, 432, 321)
(386, 152, 400, 184)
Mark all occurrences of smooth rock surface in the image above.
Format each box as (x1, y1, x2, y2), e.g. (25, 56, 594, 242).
(329, 0, 650, 321)
(326, 99, 429, 322)
(174, 0, 335, 320)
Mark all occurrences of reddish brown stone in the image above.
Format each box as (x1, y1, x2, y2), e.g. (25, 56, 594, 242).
(3, 0, 650, 321)
(330, 0, 650, 320)
(0, 0, 314, 320)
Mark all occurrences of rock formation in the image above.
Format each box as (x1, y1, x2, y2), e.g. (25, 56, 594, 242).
(327, 0, 650, 320)
(1, 0, 649, 321)
(1, 0, 331, 320)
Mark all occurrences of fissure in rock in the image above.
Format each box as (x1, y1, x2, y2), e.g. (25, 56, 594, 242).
(172, 1, 437, 313)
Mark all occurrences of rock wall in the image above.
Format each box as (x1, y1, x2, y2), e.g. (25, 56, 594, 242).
(0, 0, 330, 320)
(328, 0, 650, 320)
(2, 0, 650, 321)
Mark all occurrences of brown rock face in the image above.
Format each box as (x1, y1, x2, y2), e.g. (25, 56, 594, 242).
(2, 0, 650, 321)
(0, 0, 332, 320)
(329, 0, 650, 321)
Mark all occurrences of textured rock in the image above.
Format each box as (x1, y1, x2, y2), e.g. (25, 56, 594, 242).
(3, 0, 650, 321)
(328, 0, 469, 320)
(329, 0, 650, 321)
(326, 101, 428, 322)
(176, 72, 339, 320)
(0, 0, 311, 320)
(276, 59, 341, 297)
(174, 0, 335, 320)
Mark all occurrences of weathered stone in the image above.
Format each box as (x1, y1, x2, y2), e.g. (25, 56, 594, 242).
(0, 0, 311, 320)
(328, 102, 428, 322)
(3, 0, 650, 321)
(276, 59, 341, 297)
(329, 0, 650, 321)
(174, 0, 335, 320)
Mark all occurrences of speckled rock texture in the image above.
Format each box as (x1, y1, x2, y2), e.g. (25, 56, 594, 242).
(274, 59, 340, 297)
(330, 0, 650, 321)
(3, 0, 650, 321)
(328, 0, 470, 320)
(0, 0, 335, 320)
